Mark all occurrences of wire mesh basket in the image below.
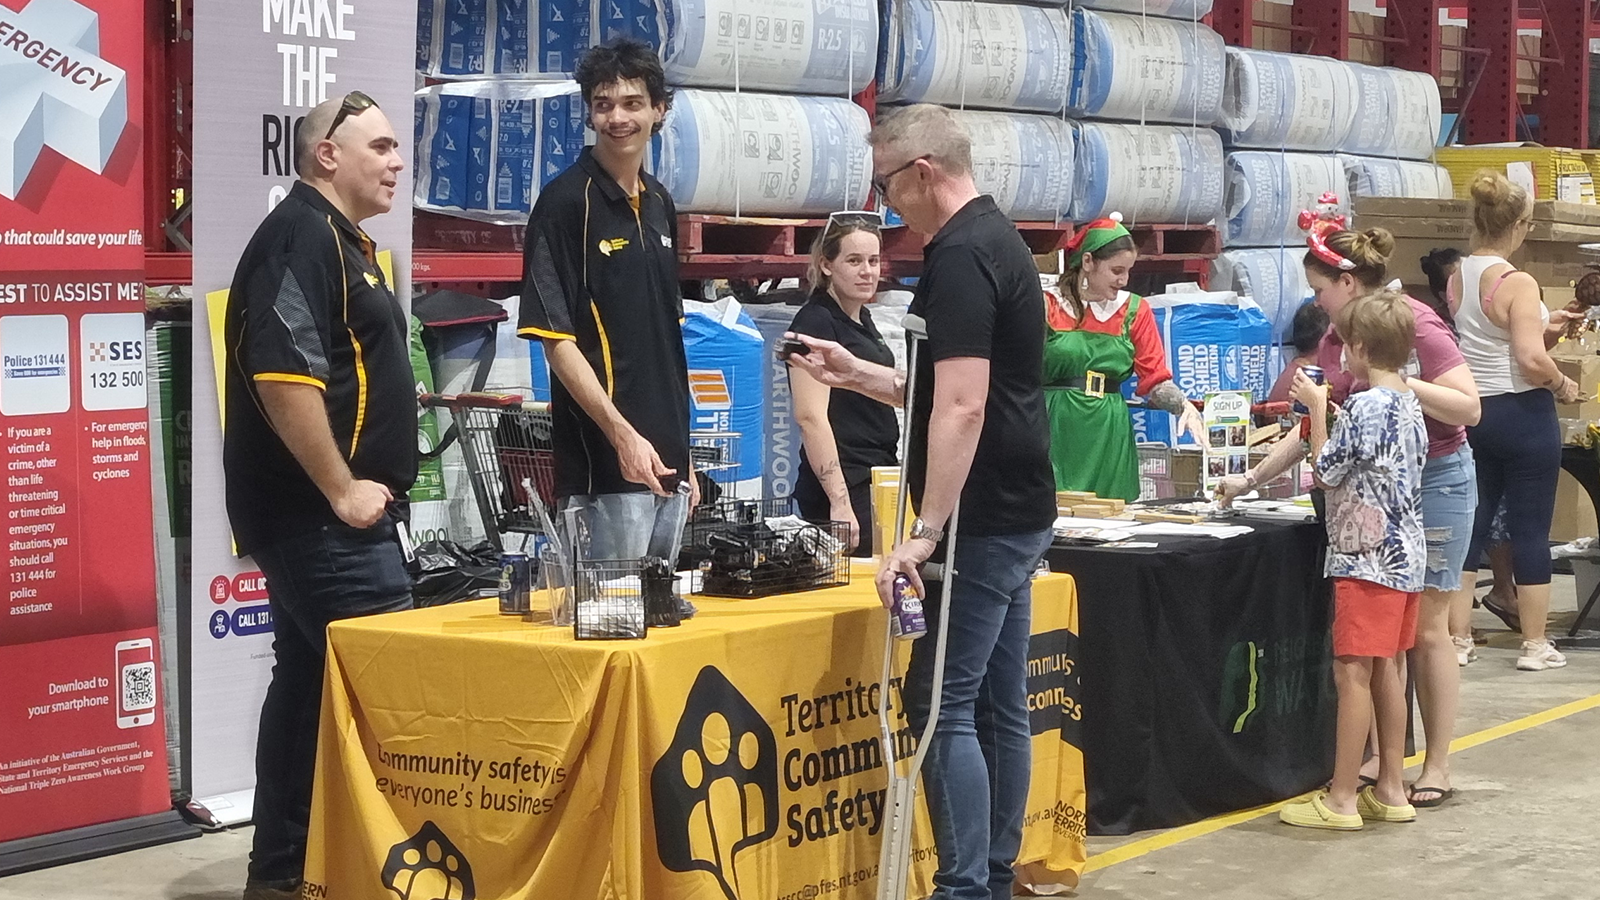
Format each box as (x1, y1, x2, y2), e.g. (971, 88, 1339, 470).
(1137, 444, 1203, 501)
(571, 559, 649, 640)
(686, 497, 850, 598)
(689, 430, 741, 477)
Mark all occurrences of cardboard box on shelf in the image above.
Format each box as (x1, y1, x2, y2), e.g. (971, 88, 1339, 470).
(1556, 357, 1600, 420)
(1551, 468, 1598, 544)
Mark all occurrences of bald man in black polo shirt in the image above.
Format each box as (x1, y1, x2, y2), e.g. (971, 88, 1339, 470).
(518, 40, 696, 562)
(223, 92, 414, 900)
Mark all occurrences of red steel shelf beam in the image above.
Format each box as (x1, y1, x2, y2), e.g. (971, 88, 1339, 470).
(1464, 0, 1593, 146)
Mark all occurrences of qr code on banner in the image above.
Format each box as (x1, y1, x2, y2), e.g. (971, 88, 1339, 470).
(122, 662, 156, 712)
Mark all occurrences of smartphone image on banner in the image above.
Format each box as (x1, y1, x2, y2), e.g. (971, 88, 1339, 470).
(115, 638, 157, 729)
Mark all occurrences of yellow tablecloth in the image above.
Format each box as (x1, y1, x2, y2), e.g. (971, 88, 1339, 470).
(303, 569, 1084, 900)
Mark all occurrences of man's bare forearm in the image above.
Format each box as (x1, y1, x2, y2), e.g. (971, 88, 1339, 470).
(849, 360, 906, 408)
(257, 381, 356, 502)
(544, 338, 634, 444)
(1248, 429, 1305, 486)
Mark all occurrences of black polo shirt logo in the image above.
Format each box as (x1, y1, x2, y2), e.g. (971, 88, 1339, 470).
(598, 237, 630, 256)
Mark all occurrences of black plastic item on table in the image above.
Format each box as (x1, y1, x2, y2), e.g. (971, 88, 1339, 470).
(642, 556, 681, 627)
(410, 540, 504, 607)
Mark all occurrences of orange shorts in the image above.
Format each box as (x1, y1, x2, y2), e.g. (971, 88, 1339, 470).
(1332, 578, 1420, 658)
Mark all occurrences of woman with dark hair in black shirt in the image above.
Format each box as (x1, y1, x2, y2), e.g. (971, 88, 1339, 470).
(786, 213, 899, 556)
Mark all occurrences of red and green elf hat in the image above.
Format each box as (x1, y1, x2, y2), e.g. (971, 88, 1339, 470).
(1066, 211, 1130, 269)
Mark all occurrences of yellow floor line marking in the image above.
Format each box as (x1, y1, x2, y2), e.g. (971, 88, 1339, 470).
(1082, 691, 1600, 875)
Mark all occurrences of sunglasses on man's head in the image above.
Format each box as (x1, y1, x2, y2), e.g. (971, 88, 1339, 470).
(324, 91, 378, 140)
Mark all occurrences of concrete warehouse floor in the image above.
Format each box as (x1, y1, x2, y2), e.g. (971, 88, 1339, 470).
(3, 574, 1596, 900)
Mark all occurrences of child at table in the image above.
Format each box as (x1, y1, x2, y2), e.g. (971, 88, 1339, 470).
(1280, 289, 1427, 831)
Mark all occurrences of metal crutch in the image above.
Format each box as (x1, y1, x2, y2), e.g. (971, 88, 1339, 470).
(876, 313, 962, 900)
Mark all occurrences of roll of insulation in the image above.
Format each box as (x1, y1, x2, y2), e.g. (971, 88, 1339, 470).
(417, 0, 589, 78)
(1077, 0, 1214, 17)
(1209, 248, 1315, 342)
(1342, 64, 1443, 161)
(414, 81, 588, 225)
(1071, 122, 1225, 224)
(1223, 151, 1346, 248)
(1067, 9, 1226, 125)
(1219, 48, 1361, 152)
(652, 89, 872, 215)
(1340, 155, 1454, 200)
(600, 0, 879, 95)
(877, 0, 1073, 113)
(952, 110, 1074, 222)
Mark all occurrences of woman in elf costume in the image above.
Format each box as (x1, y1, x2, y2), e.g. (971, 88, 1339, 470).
(1044, 213, 1203, 500)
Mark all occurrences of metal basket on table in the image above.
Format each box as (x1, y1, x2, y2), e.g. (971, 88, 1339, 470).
(570, 556, 682, 640)
(685, 497, 850, 598)
(1137, 444, 1203, 500)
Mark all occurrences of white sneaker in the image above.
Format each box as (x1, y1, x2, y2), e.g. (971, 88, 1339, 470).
(1453, 635, 1477, 667)
(1517, 640, 1568, 671)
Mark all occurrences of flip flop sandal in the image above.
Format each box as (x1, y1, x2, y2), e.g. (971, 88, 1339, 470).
(1408, 786, 1456, 809)
(1481, 595, 1521, 632)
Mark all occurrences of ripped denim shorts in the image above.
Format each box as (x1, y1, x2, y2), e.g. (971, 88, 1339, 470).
(1418, 443, 1477, 592)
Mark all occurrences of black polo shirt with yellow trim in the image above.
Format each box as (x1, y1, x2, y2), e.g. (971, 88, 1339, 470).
(223, 181, 416, 555)
(519, 147, 690, 498)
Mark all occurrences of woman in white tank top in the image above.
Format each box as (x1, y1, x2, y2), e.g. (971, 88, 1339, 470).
(1450, 170, 1581, 673)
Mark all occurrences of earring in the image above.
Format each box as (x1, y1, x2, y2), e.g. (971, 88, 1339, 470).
(1080, 276, 1089, 292)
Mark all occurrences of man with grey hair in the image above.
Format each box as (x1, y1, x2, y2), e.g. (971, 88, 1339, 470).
(223, 91, 413, 900)
(788, 103, 1055, 900)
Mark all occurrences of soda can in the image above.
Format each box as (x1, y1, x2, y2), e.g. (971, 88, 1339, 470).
(890, 574, 927, 641)
(1291, 365, 1325, 416)
(498, 552, 531, 615)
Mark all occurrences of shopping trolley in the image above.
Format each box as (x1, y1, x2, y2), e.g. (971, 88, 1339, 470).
(420, 392, 556, 553)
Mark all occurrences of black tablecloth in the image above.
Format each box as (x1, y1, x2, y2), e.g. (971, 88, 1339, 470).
(1047, 518, 1335, 835)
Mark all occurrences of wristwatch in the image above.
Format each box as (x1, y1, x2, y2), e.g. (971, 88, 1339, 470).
(909, 517, 944, 543)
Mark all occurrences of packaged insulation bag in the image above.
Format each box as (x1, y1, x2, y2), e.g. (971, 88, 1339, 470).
(1340, 156, 1453, 200)
(1078, 0, 1213, 16)
(1067, 9, 1226, 125)
(417, 0, 589, 78)
(652, 89, 871, 215)
(877, 0, 1073, 113)
(599, 0, 878, 95)
(414, 82, 587, 225)
(1071, 122, 1225, 223)
(1210, 248, 1313, 343)
(1135, 290, 1268, 445)
(1223, 151, 1344, 247)
(1219, 48, 1360, 152)
(952, 110, 1074, 222)
(1342, 63, 1442, 161)
(682, 298, 768, 496)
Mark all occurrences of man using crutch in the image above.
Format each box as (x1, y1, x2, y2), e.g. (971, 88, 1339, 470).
(786, 104, 1056, 900)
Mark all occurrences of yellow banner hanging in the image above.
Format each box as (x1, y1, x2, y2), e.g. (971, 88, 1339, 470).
(303, 573, 1085, 900)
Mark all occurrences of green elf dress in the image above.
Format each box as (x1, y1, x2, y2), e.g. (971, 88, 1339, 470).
(1045, 218, 1179, 501)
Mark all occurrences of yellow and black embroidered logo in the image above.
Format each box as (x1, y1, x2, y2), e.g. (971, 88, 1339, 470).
(363, 271, 380, 287)
(598, 237, 631, 256)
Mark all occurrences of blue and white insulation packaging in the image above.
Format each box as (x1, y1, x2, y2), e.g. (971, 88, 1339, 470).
(1067, 9, 1226, 125)
(417, 0, 590, 78)
(414, 81, 588, 225)
(1223, 151, 1345, 248)
(1133, 290, 1271, 446)
(1343, 63, 1443, 161)
(1219, 47, 1361, 152)
(1340, 156, 1454, 201)
(651, 89, 872, 216)
(877, 0, 1073, 113)
(1072, 122, 1225, 224)
(1209, 248, 1315, 344)
(600, 0, 879, 95)
(1076, 0, 1214, 17)
(682, 298, 768, 496)
(953, 110, 1075, 222)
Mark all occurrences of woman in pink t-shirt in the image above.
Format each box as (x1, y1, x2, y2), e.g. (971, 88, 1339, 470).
(1219, 227, 1481, 808)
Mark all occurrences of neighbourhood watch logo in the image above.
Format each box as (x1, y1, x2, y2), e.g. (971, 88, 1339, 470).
(381, 820, 475, 900)
(0, 0, 130, 200)
(651, 666, 780, 900)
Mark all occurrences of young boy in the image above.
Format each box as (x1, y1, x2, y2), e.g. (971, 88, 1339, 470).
(1281, 289, 1427, 831)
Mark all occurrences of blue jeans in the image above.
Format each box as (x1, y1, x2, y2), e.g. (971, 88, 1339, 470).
(561, 489, 690, 561)
(903, 528, 1053, 900)
(247, 520, 413, 887)
(1419, 444, 1476, 592)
